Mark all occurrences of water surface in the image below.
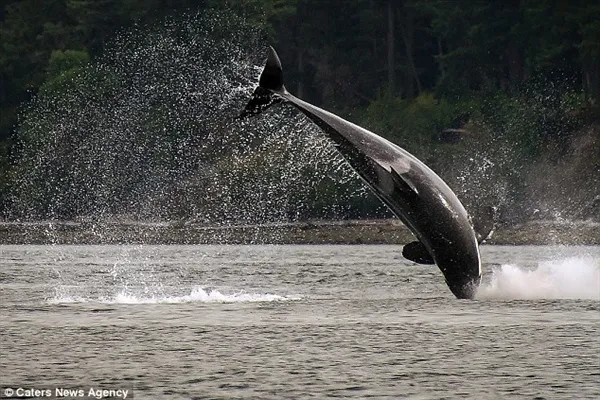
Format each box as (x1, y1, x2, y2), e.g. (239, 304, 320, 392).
(1, 245, 599, 399)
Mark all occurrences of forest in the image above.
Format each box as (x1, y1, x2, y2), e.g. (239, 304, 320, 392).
(0, 0, 599, 224)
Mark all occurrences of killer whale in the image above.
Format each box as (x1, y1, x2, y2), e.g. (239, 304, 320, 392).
(241, 46, 490, 299)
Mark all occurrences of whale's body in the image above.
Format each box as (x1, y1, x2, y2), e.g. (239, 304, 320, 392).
(242, 47, 487, 299)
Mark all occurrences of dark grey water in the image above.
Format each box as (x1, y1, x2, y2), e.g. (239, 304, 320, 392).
(1, 245, 599, 399)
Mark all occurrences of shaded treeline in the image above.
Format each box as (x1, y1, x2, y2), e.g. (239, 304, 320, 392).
(1, 0, 599, 222)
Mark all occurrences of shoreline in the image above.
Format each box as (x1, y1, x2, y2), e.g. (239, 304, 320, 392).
(0, 219, 598, 246)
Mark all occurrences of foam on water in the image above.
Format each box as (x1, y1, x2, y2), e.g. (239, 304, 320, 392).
(477, 257, 600, 300)
(48, 286, 296, 304)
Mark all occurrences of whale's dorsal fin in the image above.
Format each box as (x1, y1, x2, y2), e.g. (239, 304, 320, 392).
(402, 241, 435, 264)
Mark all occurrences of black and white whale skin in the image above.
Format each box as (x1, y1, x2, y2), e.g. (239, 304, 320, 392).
(241, 47, 488, 299)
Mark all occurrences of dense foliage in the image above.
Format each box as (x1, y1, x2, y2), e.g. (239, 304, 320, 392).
(1, 0, 599, 222)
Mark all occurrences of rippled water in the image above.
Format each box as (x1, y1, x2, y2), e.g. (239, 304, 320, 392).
(1, 245, 599, 399)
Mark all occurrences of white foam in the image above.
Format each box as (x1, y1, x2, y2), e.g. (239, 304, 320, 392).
(47, 294, 88, 304)
(49, 287, 296, 304)
(476, 257, 600, 300)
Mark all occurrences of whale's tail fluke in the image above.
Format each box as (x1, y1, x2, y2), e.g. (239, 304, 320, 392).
(259, 46, 285, 93)
(239, 46, 286, 119)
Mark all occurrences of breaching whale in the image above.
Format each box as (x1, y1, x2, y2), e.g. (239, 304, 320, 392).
(241, 47, 491, 299)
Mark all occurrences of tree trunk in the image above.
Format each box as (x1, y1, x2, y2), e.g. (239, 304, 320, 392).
(593, 60, 600, 103)
(371, 0, 377, 62)
(398, 2, 421, 98)
(584, 59, 600, 104)
(505, 41, 523, 89)
(387, 0, 395, 95)
(437, 36, 445, 79)
(297, 48, 304, 98)
(504, 0, 523, 90)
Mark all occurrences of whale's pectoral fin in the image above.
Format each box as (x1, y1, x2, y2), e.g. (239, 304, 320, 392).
(472, 205, 496, 244)
(389, 167, 419, 198)
(402, 241, 435, 264)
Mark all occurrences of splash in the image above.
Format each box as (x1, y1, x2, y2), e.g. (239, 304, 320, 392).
(477, 257, 600, 300)
(10, 9, 368, 229)
(48, 286, 296, 304)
